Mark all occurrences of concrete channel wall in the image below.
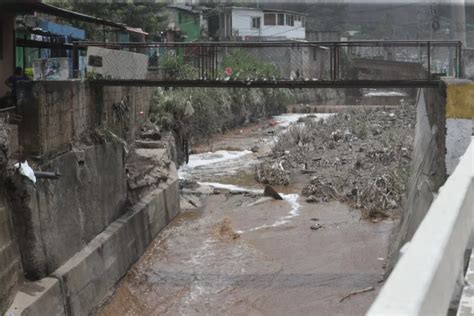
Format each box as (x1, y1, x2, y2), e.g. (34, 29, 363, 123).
(368, 138, 474, 315)
(7, 143, 127, 280)
(388, 79, 474, 270)
(2, 81, 180, 315)
(387, 86, 446, 269)
(5, 166, 179, 315)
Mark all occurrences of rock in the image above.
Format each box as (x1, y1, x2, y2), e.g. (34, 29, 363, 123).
(179, 179, 198, 189)
(310, 223, 323, 230)
(305, 195, 318, 203)
(250, 145, 259, 153)
(310, 218, 320, 221)
(263, 185, 283, 200)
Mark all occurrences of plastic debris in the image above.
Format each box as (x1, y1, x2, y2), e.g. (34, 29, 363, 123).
(14, 160, 37, 184)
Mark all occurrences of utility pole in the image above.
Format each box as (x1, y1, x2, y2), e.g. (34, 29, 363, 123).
(449, 0, 466, 76)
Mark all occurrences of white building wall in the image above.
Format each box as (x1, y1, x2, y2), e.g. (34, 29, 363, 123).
(231, 9, 263, 38)
(231, 8, 305, 40)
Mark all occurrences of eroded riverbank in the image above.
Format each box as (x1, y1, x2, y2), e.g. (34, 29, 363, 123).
(97, 113, 395, 316)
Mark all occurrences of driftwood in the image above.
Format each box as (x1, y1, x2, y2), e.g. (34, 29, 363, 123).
(339, 286, 374, 303)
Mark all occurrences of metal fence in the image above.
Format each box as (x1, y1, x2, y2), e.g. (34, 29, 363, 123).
(72, 40, 463, 85)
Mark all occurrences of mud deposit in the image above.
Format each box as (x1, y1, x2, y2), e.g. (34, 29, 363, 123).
(97, 112, 395, 316)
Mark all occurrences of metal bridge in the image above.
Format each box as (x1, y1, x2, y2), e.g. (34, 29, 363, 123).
(72, 40, 463, 89)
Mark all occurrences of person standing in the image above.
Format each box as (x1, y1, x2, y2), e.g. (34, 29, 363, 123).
(4, 67, 29, 104)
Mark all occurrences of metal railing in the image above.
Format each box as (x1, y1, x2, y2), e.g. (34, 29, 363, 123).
(368, 138, 474, 315)
(71, 40, 463, 88)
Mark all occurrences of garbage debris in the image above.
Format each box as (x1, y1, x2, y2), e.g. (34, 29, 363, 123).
(259, 105, 415, 219)
(14, 160, 36, 184)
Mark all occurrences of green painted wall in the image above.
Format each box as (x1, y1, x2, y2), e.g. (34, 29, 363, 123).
(175, 10, 201, 42)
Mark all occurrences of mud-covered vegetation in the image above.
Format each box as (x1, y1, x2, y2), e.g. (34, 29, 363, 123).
(258, 104, 416, 219)
(149, 51, 295, 164)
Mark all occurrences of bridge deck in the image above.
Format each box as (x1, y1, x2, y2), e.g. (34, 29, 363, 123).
(91, 79, 441, 89)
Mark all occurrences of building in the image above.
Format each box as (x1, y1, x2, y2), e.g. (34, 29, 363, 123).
(219, 7, 306, 41)
(167, 4, 208, 42)
(0, 0, 149, 97)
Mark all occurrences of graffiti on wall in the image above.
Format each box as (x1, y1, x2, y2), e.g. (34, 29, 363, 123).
(33, 58, 71, 80)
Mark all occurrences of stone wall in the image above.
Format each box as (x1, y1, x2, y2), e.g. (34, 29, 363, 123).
(17, 81, 155, 156)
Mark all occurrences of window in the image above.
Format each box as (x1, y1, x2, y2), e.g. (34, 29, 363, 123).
(264, 13, 276, 26)
(286, 15, 294, 26)
(277, 14, 284, 25)
(302, 17, 305, 26)
(251, 17, 261, 29)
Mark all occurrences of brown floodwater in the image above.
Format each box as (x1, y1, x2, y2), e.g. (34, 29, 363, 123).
(96, 113, 395, 316)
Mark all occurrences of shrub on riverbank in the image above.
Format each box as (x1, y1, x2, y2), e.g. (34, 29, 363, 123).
(149, 52, 294, 164)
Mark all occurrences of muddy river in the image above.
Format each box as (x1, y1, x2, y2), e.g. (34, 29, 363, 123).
(97, 113, 394, 316)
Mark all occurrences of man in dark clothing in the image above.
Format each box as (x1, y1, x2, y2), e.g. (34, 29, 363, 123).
(4, 67, 29, 103)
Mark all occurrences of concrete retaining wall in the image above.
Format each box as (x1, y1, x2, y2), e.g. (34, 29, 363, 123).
(388, 79, 473, 270)
(17, 81, 155, 157)
(387, 87, 446, 270)
(369, 139, 474, 315)
(5, 163, 179, 316)
(7, 142, 127, 280)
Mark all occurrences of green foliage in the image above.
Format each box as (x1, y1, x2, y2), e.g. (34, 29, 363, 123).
(221, 50, 280, 79)
(150, 85, 293, 143)
(160, 55, 199, 80)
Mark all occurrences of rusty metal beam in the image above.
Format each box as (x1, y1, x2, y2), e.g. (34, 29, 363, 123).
(75, 40, 462, 49)
(90, 79, 441, 89)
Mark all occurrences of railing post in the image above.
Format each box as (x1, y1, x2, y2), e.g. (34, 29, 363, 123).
(72, 44, 79, 79)
(458, 42, 463, 78)
(427, 41, 431, 80)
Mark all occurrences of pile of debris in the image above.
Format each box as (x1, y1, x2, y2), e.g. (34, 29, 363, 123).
(126, 121, 173, 205)
(256, 105, 415, 218)
(255, 161, 290, 185)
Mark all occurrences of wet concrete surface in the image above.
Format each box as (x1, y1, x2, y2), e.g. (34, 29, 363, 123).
(97, 113, 395, 316)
